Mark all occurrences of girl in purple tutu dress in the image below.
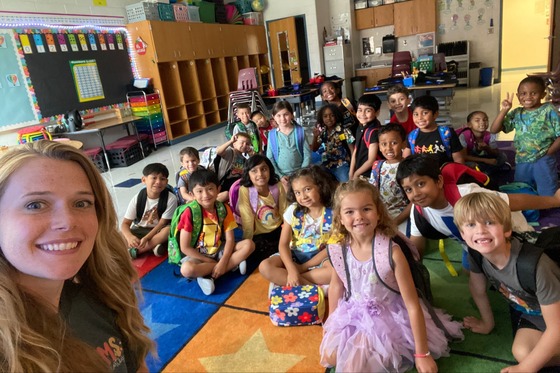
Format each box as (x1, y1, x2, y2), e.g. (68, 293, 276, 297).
(321, 179, 463, 372)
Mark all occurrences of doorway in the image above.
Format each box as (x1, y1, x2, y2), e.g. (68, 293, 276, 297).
(267, 15, 310, 88)
(500, 0, 553, 78)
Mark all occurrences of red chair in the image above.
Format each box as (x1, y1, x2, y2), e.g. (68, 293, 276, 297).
(391, 51, 412, 77)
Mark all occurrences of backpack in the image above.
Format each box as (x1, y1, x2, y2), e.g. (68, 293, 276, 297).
(135, 185, 174, 224)
(408, 125, 453, 158)
(469, 226, 560, 302)
(455, 127, 492, 153)
(228, 178, 280, 226)
(413, 162, 491, 240)
(499, 182, 540, 222)
(167, 200, 228, 265)
(327, 232, 456, 340)
(268, 125, 305, 163)
(225, 121, 243, 141)
(369, 159, 385, 186)
(362, 121, 380, 148)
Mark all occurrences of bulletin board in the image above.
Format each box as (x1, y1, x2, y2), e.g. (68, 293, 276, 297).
(17, 28, 133, 119)
(0, 30, 38, 127)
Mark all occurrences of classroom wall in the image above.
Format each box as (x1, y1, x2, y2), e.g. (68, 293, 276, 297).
(0, 0, 136, 19)
(501, 0, 549, 70)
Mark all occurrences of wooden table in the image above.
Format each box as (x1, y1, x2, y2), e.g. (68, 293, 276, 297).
(58, 115, 142, 172)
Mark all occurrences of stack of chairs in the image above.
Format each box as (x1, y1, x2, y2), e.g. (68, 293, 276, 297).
(227, 67, 270, 124)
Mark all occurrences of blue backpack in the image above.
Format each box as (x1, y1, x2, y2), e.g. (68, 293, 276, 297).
(268, 125, 305, 162)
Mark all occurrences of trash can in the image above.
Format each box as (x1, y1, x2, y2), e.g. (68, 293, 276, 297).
(480, 67, 495, 86)
(469, 62, 481, 88)
(351, 76, 366, 101)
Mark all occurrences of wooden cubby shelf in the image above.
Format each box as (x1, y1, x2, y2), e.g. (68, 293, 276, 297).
(127, 21, 270, 141)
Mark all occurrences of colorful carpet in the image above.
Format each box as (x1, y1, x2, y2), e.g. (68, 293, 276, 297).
(135, 240, 524, 373)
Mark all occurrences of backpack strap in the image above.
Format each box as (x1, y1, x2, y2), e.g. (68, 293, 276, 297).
(369, 160, 384, 187)
(363, 123, 380, 149)
(327, 243, 351, 301)
(269, 128, 279, 162)
(168, 204, 189, 265)
(456, 127, 475, 152)
(412, 205, 449, 240)
(372, 233, 400, 294)
(295, 124, 305, 158)
(341, 98, 356, 117)
(135, 187, 169, 224)
(437, 125, 453, 158)
(408, 128, 419, 154)
(516, 242, 545, 296)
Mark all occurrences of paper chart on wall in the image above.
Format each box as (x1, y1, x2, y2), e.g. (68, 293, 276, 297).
(69, 59, 105, 103)
(0, 30, 38, 128)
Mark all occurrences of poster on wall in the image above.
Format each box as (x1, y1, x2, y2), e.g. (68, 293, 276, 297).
(70, 59, 105, 102)
(0, 31, 38, 128)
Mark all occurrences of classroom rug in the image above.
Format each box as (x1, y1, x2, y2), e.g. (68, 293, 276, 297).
(136, 239, 525, 373)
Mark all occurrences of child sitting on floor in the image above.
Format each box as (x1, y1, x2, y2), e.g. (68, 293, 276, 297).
(455, 193, 560, 372)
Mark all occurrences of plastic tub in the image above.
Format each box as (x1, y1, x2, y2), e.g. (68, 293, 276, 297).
(480, 67, 494, 86)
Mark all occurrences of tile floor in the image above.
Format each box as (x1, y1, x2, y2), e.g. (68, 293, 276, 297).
(105, 70, 534, 222)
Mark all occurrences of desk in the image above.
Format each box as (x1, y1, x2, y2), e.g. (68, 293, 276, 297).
(364, 83, 456, 100)
(263, 88, 320, 124)
(59, 115, 141, 172)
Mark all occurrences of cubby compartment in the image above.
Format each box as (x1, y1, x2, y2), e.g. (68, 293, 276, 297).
(225, 56, 239, 90)
(205, 111, 220, 126)
(167, 106, 188, 125)
(170, 120, 190, 138)
(186, 101, 204, 117)
(189, 115, 206, 132)
(249, 54, 259, 68)
(203, 98, 218, 112)
(211, 57, 230, 95)
(178, 60, 202, 103)
(196, 59, 216, 99)
(158, 62, 185, 108)
(219, 108, 228, 122)
(237, 55, 250, 70)
(217, 95, 229, 111)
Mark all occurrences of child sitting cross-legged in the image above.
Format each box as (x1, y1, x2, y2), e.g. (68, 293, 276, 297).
(121, 163, 178, 259)
(454, 193, 560, 372)
(178, 169, 254, 295)
(258, 165, 337, 290)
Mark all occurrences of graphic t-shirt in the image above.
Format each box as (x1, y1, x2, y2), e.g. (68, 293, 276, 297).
(283, 203, 331, 253)
(318, 124, 355, 170)
(177, 204, 236, 256)
(124, 192, 177, 228)
(371, 161, 408, 219)
(410, 127, 463, 166)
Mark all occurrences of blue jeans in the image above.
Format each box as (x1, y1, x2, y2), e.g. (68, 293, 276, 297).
(329, 164, 350, 182)
(515, 154, 558, 196)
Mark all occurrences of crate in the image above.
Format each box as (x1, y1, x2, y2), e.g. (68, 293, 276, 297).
(126, 2, 159, 23)
(148, 130, 168, 144)
(242, 12, 262, 25)
(106, 139, 144, 167)
(84, 147, 108, 173)
(158, 3, 175, 21)
(117, 134, 152, 156)
(173, 4, 189, 22)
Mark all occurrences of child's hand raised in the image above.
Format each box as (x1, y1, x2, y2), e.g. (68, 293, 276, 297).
(500, 93, 514, 111)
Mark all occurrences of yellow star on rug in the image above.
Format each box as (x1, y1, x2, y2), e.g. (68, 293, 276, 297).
(198, 329, 305, 372)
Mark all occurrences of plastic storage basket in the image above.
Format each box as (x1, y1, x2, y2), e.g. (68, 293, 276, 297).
(158, 3, 175, 21)
(106, 139, 143, 167)
(84, 147, 108, 173)
(242, 12, 263, 25)
(173, 4, 189, 22)
(126, 2, 160, 23)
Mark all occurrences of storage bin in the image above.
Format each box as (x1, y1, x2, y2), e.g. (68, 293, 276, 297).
(131, 104, 162, 116)
(173, 4, 189, 22)
(235, 0, 252, 13)
(84, 147, 108, 173)
(106, 139, 144, 167)
(187, 5, 200, 22)
(128, 93, 160, 103)
(158, 3, 176, 21)
(242, 12, 263, 25)
(193, 0, 215, 23)
(368, 0, 383, 6)
(117, 134, 152, 156)
(126, 2, 159, 23)
(480, 67, 494, 86)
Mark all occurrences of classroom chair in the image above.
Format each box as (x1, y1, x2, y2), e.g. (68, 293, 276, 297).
(391, 51, 412, 77)
(227, 68, 270, 124)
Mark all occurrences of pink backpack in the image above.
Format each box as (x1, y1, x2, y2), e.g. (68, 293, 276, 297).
(455, 127, 492, 153)
(228, 179, 280, 226)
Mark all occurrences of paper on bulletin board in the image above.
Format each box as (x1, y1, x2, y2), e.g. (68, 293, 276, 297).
(0, 31, 39, 128)
(70, 59, 105, 103)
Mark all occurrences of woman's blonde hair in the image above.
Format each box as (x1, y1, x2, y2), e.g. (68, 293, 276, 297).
(0, 141, 153, 372)
(331, 178, 396, 240)
(454, 192, 512, 233)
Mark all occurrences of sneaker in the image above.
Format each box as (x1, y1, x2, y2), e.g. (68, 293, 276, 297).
(128, 248, 138, 259)
(152, 243, 167, 257)
(239, 260, 247, 275)
(197, 277, 215, 295)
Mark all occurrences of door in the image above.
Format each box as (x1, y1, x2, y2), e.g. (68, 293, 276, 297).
(549, 0, 560, 70)
(268, 16, 301, 88)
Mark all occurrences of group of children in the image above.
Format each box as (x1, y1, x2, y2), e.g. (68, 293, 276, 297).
(119, 76, 560, 372)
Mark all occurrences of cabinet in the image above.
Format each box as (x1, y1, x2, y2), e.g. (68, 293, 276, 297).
(323, 44, 354, 98)
(127, 21, 271, 141)
(355, 4, 394, 30)
(355, 67, 392, 88)
(393, 0, 436, 36)
(437, 41, 470, 86)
